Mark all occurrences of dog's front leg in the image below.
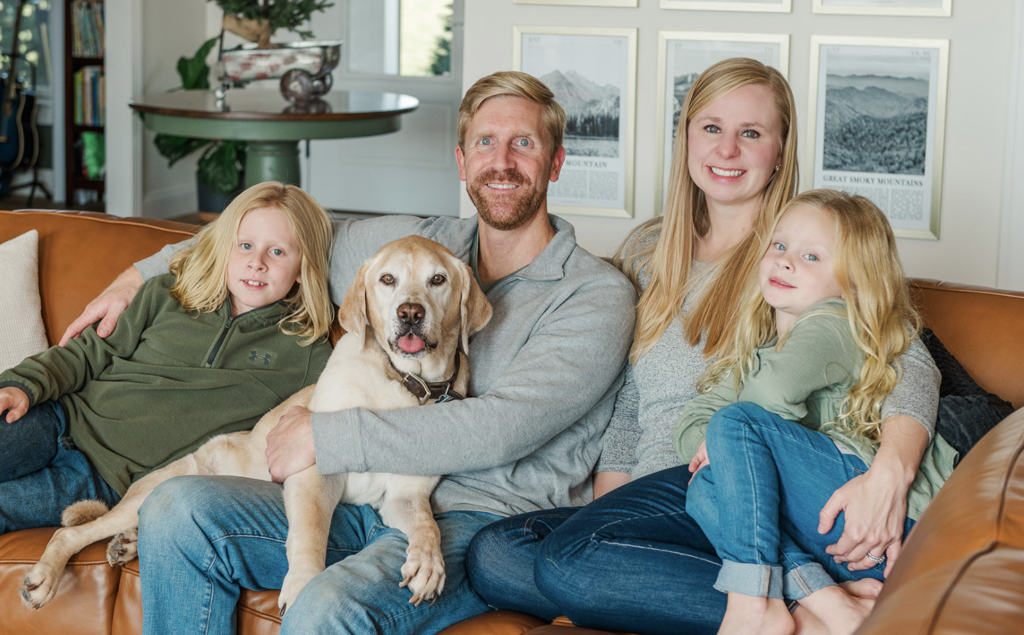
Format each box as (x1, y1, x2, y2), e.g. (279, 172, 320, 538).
(278, 468, 346, 616)
(379, 475, 444, 606)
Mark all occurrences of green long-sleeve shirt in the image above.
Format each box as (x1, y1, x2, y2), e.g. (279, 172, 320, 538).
(674, 299, 958, 521)
(0, 274, 331, 495)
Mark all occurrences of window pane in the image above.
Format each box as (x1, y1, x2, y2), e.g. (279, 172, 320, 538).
(0, 0, 52, 90)
(347, 0, 452, 78)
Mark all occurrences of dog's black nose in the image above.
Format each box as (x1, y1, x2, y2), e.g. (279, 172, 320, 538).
(397, 303, 425, 325)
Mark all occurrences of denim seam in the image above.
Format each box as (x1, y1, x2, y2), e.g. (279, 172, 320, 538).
(210, 532, 360, 557)
(375, 576, 479, 632)
(594, 541, 722, 567)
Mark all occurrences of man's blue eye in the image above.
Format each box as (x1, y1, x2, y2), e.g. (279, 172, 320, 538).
(480, 138, 492, 146)
(516, 138, 530, 147)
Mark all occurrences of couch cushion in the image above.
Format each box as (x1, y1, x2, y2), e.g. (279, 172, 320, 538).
(0, 230, 48, 371)
(856, 407, 1024, 634)
(0, 211, 198, 347)
(0, 528, 119, 635)
(910, 279, 1024, 409)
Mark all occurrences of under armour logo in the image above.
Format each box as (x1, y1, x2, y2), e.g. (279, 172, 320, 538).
(249, 351, 272, 365)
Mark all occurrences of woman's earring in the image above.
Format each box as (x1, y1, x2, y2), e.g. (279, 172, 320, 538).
(774, 164, 781, 172)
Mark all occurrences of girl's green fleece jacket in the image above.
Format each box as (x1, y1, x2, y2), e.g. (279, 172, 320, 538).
(674, 298, 958, 521)
(0, 274, 331, 496)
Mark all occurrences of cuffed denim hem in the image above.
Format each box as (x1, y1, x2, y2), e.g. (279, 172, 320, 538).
(713, 560, 784, 599)
(783, 562, 837, 600)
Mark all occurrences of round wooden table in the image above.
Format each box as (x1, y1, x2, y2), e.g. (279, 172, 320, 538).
(129, 89, 419, 188)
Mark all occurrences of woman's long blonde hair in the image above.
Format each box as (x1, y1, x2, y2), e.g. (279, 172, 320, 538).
(615, 58, 799, 364)
(168, 182, 335, 345)
(702, 189, 920, 444)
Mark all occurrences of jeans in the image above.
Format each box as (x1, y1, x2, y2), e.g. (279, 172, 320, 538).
(0, 400, 120, 534)
(687, 402, 915, 600)
(137, 475, 499, 635)
(468, 467, 726, 635)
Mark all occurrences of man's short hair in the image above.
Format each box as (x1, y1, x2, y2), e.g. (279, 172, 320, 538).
(457, 71, 566, 157)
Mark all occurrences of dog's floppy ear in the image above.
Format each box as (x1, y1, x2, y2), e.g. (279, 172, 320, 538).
(458, 261, 493, 353)
(338, 263, 369, 348)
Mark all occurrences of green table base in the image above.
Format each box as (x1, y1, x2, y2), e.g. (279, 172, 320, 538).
(244, 141, 301, 187)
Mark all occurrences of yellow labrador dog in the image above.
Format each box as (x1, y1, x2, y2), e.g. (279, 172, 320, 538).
(20, 235, 492, 614)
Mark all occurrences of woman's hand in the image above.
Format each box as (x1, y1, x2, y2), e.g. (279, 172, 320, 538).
(818, 415, 927, 576)
(59, 266, 144, 345)
(0, 387, 30, 423)
(688, 440, 710, 483)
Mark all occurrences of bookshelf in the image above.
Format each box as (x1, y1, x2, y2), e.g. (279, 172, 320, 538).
(64, 0, 104, 208)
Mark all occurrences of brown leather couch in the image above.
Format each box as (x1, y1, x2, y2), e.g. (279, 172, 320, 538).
(1, 209, 1022, 635)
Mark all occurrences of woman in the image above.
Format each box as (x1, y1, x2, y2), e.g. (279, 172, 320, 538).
(466, 58, 939, 635)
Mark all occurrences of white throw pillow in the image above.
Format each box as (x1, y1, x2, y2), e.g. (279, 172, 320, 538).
(0, 230, 48, 372)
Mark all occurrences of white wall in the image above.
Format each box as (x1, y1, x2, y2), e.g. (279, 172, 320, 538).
(463, 0, 1020, 289)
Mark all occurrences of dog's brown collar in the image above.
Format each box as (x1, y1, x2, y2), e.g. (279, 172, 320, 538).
(388, 353, 464, 405)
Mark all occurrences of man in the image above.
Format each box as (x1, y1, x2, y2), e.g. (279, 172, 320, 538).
(61, 71, 637, 635)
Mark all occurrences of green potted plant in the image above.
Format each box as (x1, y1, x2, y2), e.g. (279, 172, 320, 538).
(155, 0, 333, 212)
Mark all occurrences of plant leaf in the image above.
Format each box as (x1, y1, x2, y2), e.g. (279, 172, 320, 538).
(177, 36, 221, 90)
(197, 140, 246, 195)
(154, 134, 212, 167)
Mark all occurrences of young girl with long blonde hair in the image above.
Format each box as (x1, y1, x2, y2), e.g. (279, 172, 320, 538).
(0, 182, 334, 533)
(676, 190, 958, 635)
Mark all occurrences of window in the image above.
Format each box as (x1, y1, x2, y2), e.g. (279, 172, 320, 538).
(0, 0, 52, 91)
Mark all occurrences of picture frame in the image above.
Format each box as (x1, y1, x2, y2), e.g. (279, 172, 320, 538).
(807, 36, 949, 240)
(661, 0, 792, 14)
(812, 0, 951, 17)
(656, 32, 789, 215)
(514, 25, 638, 218)
(515, 0, 637, 7)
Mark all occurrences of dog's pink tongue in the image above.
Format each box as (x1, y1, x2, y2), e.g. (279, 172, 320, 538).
(398, 334, 425, 353)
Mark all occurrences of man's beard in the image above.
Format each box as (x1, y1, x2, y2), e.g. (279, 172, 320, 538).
(467, 168, 547, 231)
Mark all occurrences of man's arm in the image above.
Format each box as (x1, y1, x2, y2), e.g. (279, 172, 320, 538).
(270, 274, 637, 481)
(59, 266, 144, 345)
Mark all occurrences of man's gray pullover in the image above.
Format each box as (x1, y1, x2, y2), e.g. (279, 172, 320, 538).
(137, 214, 637, 517)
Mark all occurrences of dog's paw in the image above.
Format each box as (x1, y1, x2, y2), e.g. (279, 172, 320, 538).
(20, 562, 62, 610)
(399, 542, 446, 606)
(106, 529, 138, 567)
(278, 568, 319, 616)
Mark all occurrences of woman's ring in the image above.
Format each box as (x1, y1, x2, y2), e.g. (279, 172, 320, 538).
(866, 551, 886, 564)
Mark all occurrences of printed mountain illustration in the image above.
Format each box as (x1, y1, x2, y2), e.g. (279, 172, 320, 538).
(823, 74, 929, 176)
(540, 69, 620, 147)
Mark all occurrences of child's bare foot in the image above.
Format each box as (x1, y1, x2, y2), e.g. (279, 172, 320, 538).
(840, 578, 883, 599)
(799, 583, 877, 635)
(718, 592, 794, 635)
(793, 605, 828, 635)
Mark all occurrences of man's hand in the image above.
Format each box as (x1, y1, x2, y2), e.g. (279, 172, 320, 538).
(265, 405, 317, 483)
(688, 439, 710, 484)
(0, 387, 30, 423)
(59, 266, 144, 346)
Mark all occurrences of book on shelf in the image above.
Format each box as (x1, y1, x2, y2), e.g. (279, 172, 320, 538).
(73, 65, 104, 126)
(71, 1, 104, 58)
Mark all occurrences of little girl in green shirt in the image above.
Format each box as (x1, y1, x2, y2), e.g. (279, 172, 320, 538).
(675, 189, 957, 635)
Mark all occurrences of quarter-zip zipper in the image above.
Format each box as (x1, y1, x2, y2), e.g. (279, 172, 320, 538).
(206, 316, 234, 366)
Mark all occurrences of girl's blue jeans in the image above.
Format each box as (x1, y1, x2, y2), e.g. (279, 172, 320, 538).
(0, 399, 120, 534)
(687, 402, 915, 600)
(468, 466, 728, 635)
(137, 475, 499, 635)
